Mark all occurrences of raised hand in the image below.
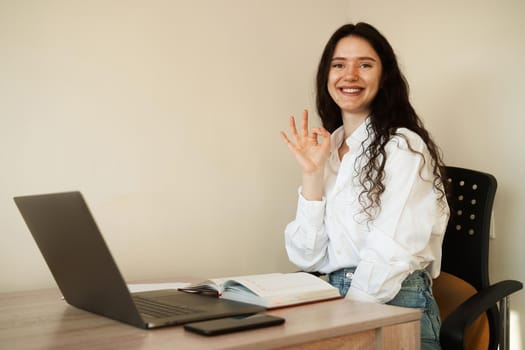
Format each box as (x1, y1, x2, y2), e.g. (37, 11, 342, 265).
(280, 110, 331, 174)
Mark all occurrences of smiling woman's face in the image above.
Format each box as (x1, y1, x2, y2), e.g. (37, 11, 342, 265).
(327, 35, 383, 119)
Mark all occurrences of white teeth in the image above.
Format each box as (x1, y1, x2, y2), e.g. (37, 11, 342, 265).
(342, 88, 361, 93)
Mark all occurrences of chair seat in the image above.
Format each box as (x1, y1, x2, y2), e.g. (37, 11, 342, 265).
(434, 272, 488, 349)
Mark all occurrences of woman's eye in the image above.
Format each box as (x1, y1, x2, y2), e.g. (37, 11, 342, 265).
(360, 63, 372, 69)
(331, 63, 344, 69)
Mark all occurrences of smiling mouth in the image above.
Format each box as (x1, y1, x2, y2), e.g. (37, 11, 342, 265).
(340, 88, 362, 93)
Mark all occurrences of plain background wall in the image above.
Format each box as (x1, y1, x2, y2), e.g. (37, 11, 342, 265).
(346, 0, 525, 347)
(0, 0, 349, 290)
(1, 0, 524, 347)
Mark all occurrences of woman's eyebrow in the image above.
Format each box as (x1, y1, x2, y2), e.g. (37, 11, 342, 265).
(358, 56, 377, 61)
(331, 56, 377, 62)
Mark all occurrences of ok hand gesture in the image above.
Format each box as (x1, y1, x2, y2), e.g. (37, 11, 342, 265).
(280, 110, 331, 174)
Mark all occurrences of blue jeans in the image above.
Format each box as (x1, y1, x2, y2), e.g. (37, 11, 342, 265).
(329, 268, 441, 350)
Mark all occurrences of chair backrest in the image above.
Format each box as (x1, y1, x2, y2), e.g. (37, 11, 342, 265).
(441, 166, 496, 289)
(441, 166, 499, 348)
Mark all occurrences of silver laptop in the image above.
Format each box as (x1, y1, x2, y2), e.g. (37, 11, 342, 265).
(14, 191, 264, 329)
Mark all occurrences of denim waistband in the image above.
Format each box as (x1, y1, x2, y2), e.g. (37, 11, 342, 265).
(329, 267, 357, 280)
(329, 267, 431, 282)
(328, 267, 432, 297)
(328, 267, 357, 297)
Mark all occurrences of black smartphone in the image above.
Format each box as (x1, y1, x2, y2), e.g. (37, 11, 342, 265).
(183, 314, 285, 336)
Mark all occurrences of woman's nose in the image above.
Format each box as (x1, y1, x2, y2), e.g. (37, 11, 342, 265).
(344, 65, 358, 81)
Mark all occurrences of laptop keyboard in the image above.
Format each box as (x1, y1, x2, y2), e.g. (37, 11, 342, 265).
(133, 295, 203, 319)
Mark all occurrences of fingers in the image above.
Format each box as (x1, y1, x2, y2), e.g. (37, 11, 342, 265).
(290, 110, 309, 142)
(282, 109, 324, 148)
(301, 109, 308, 138)
(314, 126, 330, 138)
(289, 116, 300, 145)
(280, 131, 300, 156)
(280, 131, 291, 146)
(309, 127, 330, 149)
(309, 126, 328, 137)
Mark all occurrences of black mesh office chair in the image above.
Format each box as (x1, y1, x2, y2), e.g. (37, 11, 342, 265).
(433, 166, 522, 350)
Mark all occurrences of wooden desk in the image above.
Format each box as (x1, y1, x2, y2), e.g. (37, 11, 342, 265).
(0, 287, 420, 350)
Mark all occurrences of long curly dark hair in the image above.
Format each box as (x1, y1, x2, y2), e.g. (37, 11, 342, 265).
(316, 22, 446, 219)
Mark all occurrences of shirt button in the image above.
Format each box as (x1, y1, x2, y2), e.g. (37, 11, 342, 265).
(345, 272, 354, 280)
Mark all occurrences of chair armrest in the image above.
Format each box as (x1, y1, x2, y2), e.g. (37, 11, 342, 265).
(440, 280, 523, 349)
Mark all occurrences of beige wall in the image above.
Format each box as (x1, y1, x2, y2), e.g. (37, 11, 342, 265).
(0, 0, 348, 290)
(2, 0, 524, 347)
(346, 0, 525, 347)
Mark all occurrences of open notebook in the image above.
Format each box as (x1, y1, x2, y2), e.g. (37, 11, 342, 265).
(180, 272, 341, 308)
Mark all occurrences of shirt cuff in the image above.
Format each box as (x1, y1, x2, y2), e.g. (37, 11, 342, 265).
(344, 286, 380, 303)
(294, 187, 326, 252)
(296, 187, 326, 226)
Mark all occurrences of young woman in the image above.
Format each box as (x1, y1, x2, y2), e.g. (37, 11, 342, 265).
(280, 23, 450, 349)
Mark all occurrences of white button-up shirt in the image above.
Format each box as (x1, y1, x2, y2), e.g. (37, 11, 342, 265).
(284, 120, 450, 303)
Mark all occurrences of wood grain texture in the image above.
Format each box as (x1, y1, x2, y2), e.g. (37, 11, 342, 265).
(0, 287, 421, 350)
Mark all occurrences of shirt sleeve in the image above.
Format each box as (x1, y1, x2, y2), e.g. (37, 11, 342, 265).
(345, 131, 445, 303)
(284, 187, 330, 272)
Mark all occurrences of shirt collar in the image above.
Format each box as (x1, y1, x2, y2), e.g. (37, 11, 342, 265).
(331, 117, 373, 154)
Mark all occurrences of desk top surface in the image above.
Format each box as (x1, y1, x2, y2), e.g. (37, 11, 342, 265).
(0, 286, 420, 350)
